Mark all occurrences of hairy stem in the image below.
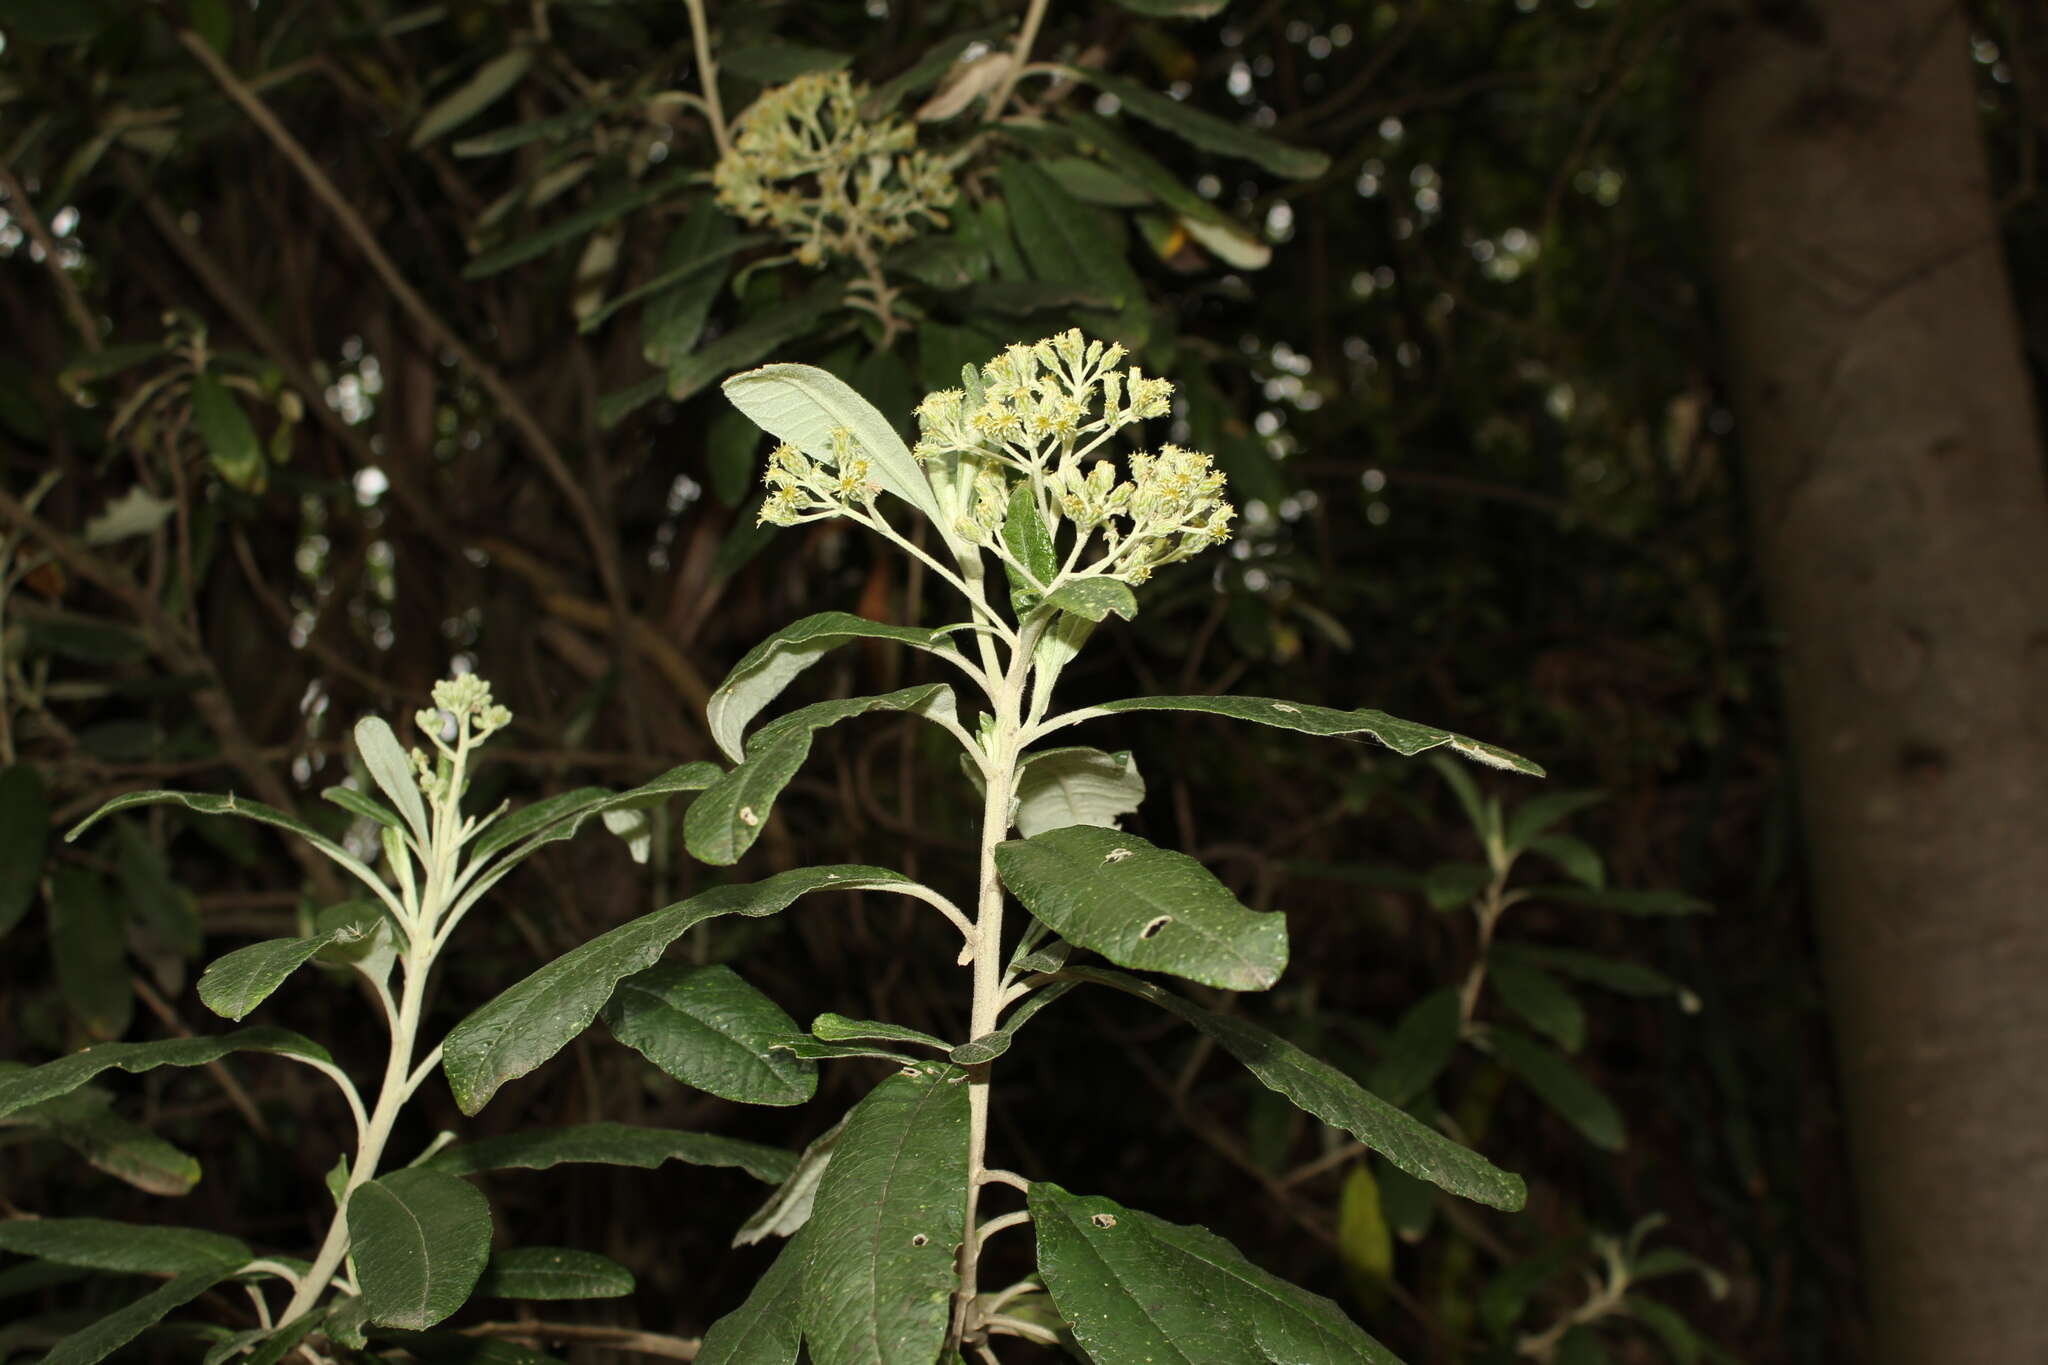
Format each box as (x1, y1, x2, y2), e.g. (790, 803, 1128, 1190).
(682, 0, 730, 156)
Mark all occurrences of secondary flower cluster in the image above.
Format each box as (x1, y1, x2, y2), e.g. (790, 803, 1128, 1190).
(758, 429, 878, 527)
(713, 71, 956, 268)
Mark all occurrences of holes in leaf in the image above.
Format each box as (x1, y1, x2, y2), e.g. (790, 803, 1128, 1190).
(1091, 1213, 1118, 1228)
(739, 805, 760, 826)
(1103, 847, 1134, 864)
(911, 1233, 930, 1247)
(1271, 702, 1300, 713)
(1140, 916, 1171, 940)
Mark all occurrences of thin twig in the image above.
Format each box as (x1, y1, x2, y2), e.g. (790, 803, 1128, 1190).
(682, 0, 730, 155)
(984, 0, 1053, 121)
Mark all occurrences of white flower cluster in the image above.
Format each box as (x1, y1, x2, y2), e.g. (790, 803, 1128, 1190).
(713, 71, 956, 269)
(914, 331, 1235, 584)
(411, 675, 511, 801)
(758, 428, 878, 527)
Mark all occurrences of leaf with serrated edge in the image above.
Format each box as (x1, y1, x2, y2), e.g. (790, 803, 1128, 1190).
(1069, 967, 1525, 1210)
(476, 1248, 634, 1301)
(1012, 748, 1145, 838)
(685, 686, 957, 866)
(1031, 1182, 1399, 1365)
(1055, 695, 1544, 776)
(425, 1122, 794, 1186)
(602, 964, 815, 1106)
(722, 363, 946, 531)
(697, 1229, 807, 1365)
(707, 613, 954, 764)
(40, 1268, 234, 1365)
(442, 867, 912, 1114)
(997, 827, 1285, 991)
(801, 1063, 969, 1365)
(0, 1219, 249, 1273)
(0, 1029, 336, 1121)
(347, 1168, 493, 1329)
(198, 928, 357, 1021)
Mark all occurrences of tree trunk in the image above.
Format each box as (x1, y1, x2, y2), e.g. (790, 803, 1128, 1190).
(1695, 3, 2048, 1360)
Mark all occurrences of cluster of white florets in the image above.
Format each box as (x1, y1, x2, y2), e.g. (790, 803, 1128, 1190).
(713, 71, 956, 268)
(757, 428, 878, 527)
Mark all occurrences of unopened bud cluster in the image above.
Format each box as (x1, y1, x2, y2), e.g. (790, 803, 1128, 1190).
(411, 675, 512, 803)
(713, 72, 956, 269)
(758, 429, 878, 527)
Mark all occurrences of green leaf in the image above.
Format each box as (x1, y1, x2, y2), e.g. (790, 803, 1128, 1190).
(49, 867, 132, 1040)
(996, 827, 1286, 992)
(0, 764, 51, 937)
(1178, 213, 1272, 270)
(696, 1229, 806, 1365)
(425, 1122, 794, 1186)
(1504, 790, 1607, 850)
(734, 1118, 845, 1246)
(110, 822, 198, 961)
(631, 203, 744, 356)
(347, 1168, 494, 1329)
(1064, 695, 1544, 775)
(810, 1014, 950, 1051)
(1368, 988, 1461, 1108)
(1001, 480, 1057, 611)
(0, 1028, 335, 1121)
(325, 786, 401, 829)
(1106, 0, 1230, 16)
(470, 763, 719, 863)
(1423, 861, 1491, 912)
(997, 160, 1140, 310)
(1011, 748, 1145, 838)
(706, 613, 953, 764)
(1069, 968, 1525, 1210)
(39, 1268, 234, 1365)
(1622, 1295, 1701, 1365)
(1490, 944, 1685, 999)
(453, 102, 613, 158)
(1044, 578, 1139, 623)
(197, 928, 359, 1022)
(719, 41, 851, 83)
(1031, 1182, 1399, 1365)
(67, 789, 392, 909)
(602, 964, 815, 1106)
(10, 1088, 202, 1195)
(767, 1038, 917, 1063)
(1527, 886, 1710, 916)
(442, 866, 912, 1114)
(948, 981, 1075, 1065)
(864, 30, 1004, 115)
(1526, 834, 1605, 889)
(885, 236, 983, 290)
(685, 686, 958, 865)
(476, 1248, 633, 1301)
(597, 373, 669, 429)
(667, 283, 848, 406)
(1039, 157, 1155, 207)
(0, 1219, 250, 1272)
(1486, 1026, 1625, 1152)
(413, 49, 534, 147)
(1061, 67, 1329, 179)
(1488, 964, 1587, 1053)
(465, 170, 695, 279)
(801, 1063, 969, 1365)
(190, 374, 264, 491)
(355, 717, 430, 846)
(721, 362, 946, 531)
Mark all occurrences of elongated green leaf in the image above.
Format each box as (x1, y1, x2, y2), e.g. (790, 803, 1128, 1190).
(0, 1219, 249, 1273)
(1180, 213, 1272, 270)
(631, 203, 743, 354)
(720, 40, 851, 82)
(40, 1268, 233, 1365)
(721, 363, 945, 530)
(111, 822, 198, 960)
(190, 373, 264, 490)
(667, 288, 851, 411)
(1044, 578, 1138, 623)
(1526, 834, 1605, 889)
(1063, 67, 1328, 179)
(197, 928, 357, 1022)
(464, 170, 694, 279)
(997, 827, 1286, 991)
(1107, 0, 1230, 16)
(949, 981, 1075, 1065)
(1031, 1183, 1398, 1365)
(998, 160, 1140, 310)
(801, 1063, 969, 1365)
(1486, 1026, 1625, 1152)
(413, 48, 533, 147)
(603, 964, 815, 1105)
(470, 764, 718, 862)
(49, 866, 130, 1040)
(348, 1168, 493, 1329)
(1070, 968, 1524, 1210)
(11, 1087, 202, 1195)
(238, 1308, 326, 1365)
(697, 1229, 807, 1365)
(685, 686, 957, 865)
(1504, 790, 1607, 850)
(425, 1122, 794, 1186)
(325, 786, 400, 829)
(453, 102, 614, 158)
(1012, 748, 1145, 838)
(0, 764, 50, 937)
(1040, 157, 1155, 207)
(1488, 964, 1587, 1053)
(355, 717, 430, 845)
(1059, 111, 1246, 234)
(1002, 481, 1057, 611)
(1527, 886, 1710, 916)
(443, 866, 911, 1113)
(767, 1039, 916, 1063)
(1061, 695, 1544, 775)
(1490, 944, 1684, 999)
(66, 789, 392, 906)
(734, 1118, 845, 1246)
(810, 1014, 950, 1051)
(1368, 988, 1461, 1108)
(706, 613, 954, 764)
(0, 1028, 335, 1121)
(476, 1248, 633, 1301)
